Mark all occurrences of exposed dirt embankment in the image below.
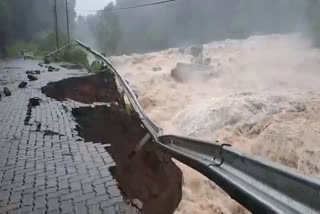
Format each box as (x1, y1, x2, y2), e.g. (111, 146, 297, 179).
(73, 106, 182, 214)
(41, 72, 121, 104)
(42, 73, 183, 214)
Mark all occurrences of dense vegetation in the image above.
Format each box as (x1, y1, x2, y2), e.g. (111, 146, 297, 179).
(75, 3, 122, 56)
(0, 0, 319, 58)
(111, 0, 320, 54)
(308, 0, 320, 46)
(77, 0, 320, 55)
(0, 0, 76, 57)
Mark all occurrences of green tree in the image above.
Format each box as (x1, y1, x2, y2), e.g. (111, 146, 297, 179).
(93, 3, 122, 55)
(0, 1, 9, 56)
(3, 0, 76, 50)
(308, 0, 320, 46)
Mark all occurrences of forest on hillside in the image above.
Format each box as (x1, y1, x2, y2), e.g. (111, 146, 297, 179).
(0, 0, 76, 57)
(76, 0, 320, 54)
(0, 0, 320, 57)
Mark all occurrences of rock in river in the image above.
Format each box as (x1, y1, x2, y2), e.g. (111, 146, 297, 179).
(170, 62, 219, 82)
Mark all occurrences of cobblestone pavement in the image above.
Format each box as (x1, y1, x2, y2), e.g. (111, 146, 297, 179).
(0, 59, 137, 214)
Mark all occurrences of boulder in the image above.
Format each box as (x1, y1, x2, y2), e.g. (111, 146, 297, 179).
(171, 62, 218, 82)
(27, 74, 38, 81)
(203, 58, 211, 65)
(152, 66, 162, 71)
(190, 45, 203, 57)
(3, 87, 11, 96)
(178, 47, 185, 54)
(18, 81, 28, 88)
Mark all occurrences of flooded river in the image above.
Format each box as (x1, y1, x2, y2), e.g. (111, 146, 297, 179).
(111, 34, 320, 214)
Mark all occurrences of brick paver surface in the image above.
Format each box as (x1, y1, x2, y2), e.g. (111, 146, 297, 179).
(0, 59, 138, 214)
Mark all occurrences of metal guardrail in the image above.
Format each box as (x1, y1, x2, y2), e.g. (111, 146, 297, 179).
(158, 135, 320, 214)
(44, 42, 75, 58)
(75, 40, 162, 138)
(48, 41, 320, 213)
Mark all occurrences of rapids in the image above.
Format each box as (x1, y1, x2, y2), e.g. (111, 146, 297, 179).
(111, 34, 320, 214)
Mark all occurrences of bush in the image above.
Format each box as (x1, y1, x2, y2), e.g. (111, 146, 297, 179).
(38, 33, 68, 52)
(61, 47, 89, 67)
(0, 1, 9, 57)
(89, 60, 104, 73)
(5, 33, 69, 58)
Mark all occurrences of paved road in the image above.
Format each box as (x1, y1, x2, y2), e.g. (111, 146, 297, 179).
(0, 59, 138, 214)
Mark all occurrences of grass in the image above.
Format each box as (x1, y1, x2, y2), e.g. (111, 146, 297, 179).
(6, 41, 40, 58)
(6, 33, 97, 74)
(5, 33, 69, 58)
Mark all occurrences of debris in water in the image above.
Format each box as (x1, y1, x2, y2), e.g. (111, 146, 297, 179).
(203, 58, 211, 65)
(171, 62, 218, 82)
(190, 45, 203, 57)
(152, 66, 162, 71)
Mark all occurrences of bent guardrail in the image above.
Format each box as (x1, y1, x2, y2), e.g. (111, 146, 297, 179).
(75, 40, 162, 138)
(47, 41, 320, 213)
(158, 135, 320, 214)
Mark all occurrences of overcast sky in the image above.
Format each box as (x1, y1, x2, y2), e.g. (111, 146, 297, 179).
(75, 0, 115, 16)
